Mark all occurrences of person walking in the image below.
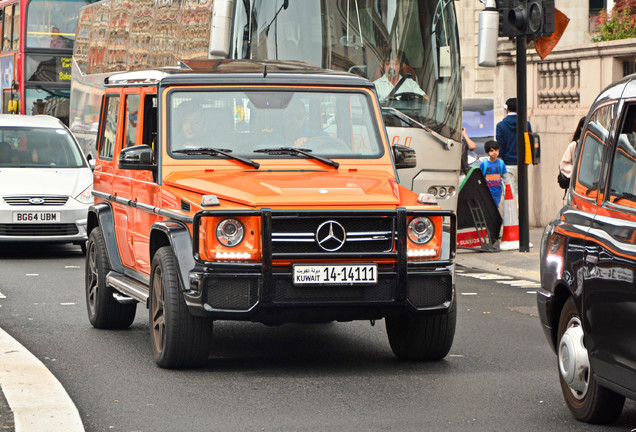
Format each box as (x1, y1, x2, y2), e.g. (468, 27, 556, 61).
(495, 97, 532, 198)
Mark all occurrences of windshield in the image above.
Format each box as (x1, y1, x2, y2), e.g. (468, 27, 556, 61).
(0, 127, 85, 168)
(25, 88, 70, 125)
(26, 0, 97, 49)
(168, 90, 384, 158)
(230, 0, 461, 140)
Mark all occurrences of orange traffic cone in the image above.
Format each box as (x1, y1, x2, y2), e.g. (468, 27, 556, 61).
(499, 183, 519, 251)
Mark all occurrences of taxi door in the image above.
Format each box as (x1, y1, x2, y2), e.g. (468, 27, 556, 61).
(584, 99, 636, 392)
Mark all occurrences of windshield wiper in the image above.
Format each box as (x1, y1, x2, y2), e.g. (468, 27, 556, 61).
(254, 147, 339, 169)
(174, 147, 260, 169)
(613, 192, 636, 203)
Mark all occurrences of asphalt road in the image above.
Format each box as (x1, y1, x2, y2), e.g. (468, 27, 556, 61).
(0, 243, 635, 431)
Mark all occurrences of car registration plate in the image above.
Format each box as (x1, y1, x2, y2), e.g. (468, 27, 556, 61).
(293, 264, 377, 285)
(12, 212, 61, 223)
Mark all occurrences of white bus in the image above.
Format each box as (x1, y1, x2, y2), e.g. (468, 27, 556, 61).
(71, 0, 462, 210)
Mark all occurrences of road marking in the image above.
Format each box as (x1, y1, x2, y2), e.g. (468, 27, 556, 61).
(461, 292, 478, 296)
(25, 274, 39, 277)
(458, 270, 540, 290)
(64, 266, 80, 269)
(0, 328, 85, 432)
(0, 292, 5, 299)
(460, 272, 513, 280)
(497, 280, 541, 288)
(60, 303, 76, 306)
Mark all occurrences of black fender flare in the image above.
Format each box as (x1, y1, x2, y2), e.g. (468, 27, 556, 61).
(87, 202, 125, 274)
(150, 221, 195, 293)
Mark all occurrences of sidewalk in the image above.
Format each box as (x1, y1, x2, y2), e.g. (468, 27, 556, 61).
(455, 226, 544, 282)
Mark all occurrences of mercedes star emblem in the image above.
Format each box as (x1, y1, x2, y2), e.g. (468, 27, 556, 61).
(316, 220, 346, 252)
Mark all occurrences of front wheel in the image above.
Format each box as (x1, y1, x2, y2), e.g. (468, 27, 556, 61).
(557, 297, 625, 424)
(385, 297, 457, 361)
(85, 227, 136, 329)
(149, 247, 213, 369)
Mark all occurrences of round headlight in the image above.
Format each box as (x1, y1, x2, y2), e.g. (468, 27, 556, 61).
(438, 187, 448, 198)
(216, 218, 245, 247)
(427, 186, 438, 196)
(407, 217, 435, 244)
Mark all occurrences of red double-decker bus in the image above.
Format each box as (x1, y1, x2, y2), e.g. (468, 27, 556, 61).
(0, 0, 97, 124)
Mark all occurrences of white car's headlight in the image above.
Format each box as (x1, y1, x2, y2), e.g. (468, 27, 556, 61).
(75, 185, 94, 204)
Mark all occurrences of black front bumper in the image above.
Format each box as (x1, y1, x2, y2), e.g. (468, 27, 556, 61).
(184, 208, 455, 323)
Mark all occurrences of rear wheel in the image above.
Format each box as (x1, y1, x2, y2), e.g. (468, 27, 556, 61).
(385, 297, 456, 361)
(85, 227, 136, 329)
(149, 247, 213, 369)
(557, 297, 625, 423)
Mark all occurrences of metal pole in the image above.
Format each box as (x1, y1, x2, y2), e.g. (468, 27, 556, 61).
(516, 36, 529, 252)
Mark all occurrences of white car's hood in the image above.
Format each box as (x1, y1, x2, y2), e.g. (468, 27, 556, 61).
(0, 167, 92, 197)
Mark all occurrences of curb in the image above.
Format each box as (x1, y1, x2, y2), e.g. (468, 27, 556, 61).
(0, 328, 84, 432)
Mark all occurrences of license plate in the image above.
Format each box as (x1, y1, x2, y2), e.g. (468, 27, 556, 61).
(293, 264, 377, 285)
(12, 212, 61, 223)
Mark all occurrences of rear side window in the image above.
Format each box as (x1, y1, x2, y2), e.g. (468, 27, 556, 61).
(98, 94, 120, 159)
(575, 104, 615, 198)
(608, 104, 636, 208)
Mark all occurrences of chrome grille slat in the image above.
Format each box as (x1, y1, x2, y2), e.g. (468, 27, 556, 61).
(3, 196, 69, 206)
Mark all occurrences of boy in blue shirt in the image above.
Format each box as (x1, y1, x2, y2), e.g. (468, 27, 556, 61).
(479, 140, 507, 206)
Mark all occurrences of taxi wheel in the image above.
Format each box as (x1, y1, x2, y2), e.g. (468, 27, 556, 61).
(557, 297, 625, 423)
(385, 296, 456, 361)
(149, 247, 213, 369)
(85, 227, 136, 329)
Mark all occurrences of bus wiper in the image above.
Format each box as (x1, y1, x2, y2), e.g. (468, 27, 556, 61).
(254, 147, 339, 169)
(613, 192, 636, 203)
(174, 147, 260, 169)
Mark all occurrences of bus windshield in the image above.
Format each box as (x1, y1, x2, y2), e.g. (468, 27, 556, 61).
(231, 0, 461, 140)
(26, 0, 89, 49)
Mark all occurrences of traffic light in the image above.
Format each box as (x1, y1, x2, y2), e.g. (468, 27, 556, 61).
(495, 0, 555, 39)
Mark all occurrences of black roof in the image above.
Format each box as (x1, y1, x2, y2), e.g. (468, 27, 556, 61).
(108, 59, 373, 89)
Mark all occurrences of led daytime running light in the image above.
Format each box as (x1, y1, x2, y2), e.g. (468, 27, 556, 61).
(407, 248, 438, 257)
(215, 252, 252, 259)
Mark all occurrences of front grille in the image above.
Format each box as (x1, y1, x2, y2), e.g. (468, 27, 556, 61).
(0, 224, 78, 236)
(3, 196, 69, 206)
(273, 274, 394, 303)
(271, 215, 395, 254)
(407, 275, 452, 307)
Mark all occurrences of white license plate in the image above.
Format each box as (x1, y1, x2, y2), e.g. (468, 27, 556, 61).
(12, 212, 61, 223)
(293, 264, 377, 285)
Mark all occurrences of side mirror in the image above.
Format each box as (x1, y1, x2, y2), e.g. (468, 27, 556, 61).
(392, 144, 417, 169)
(118, 145, 155, 171)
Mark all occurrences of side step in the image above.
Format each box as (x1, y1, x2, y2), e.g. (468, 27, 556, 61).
(106, 271, 150, 306)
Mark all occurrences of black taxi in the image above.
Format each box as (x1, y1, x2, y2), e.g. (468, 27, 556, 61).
(538, 74, 636, 423)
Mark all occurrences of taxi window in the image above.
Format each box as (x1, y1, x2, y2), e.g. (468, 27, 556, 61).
(574, 104, 614, 198)
(608, 104, 636, 208)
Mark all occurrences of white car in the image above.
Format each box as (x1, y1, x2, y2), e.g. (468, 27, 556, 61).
(0, 114, 92, 252)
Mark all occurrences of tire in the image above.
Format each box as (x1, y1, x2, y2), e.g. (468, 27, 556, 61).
(557, 297, 625, 424)
(85, 227, 136, 329)
(385, 296, 457, 361)
(149, 247, 213, 369)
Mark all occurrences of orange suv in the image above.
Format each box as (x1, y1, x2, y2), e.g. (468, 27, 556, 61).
(85, 60, 456, 368)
